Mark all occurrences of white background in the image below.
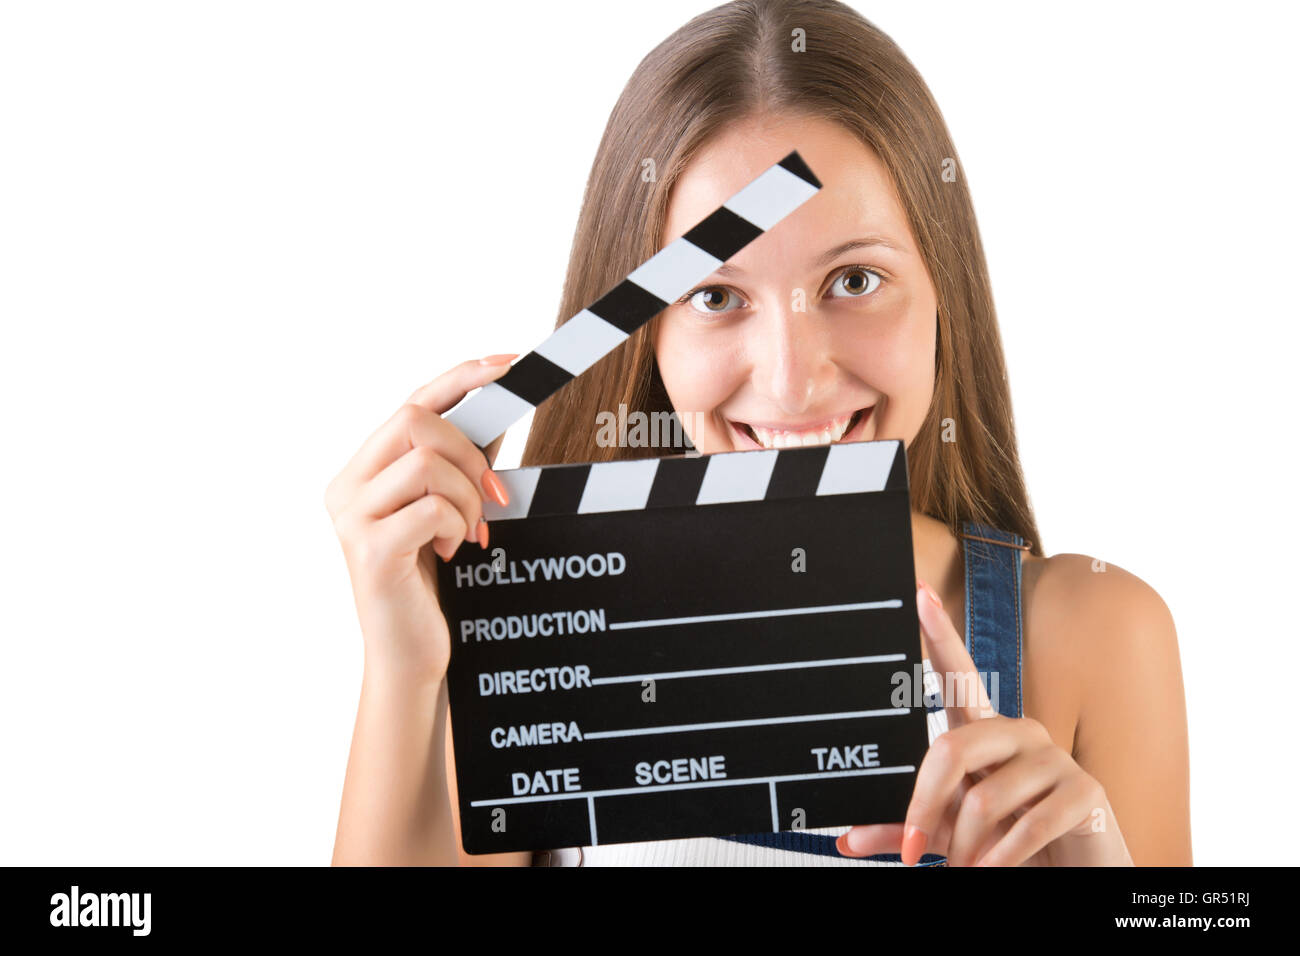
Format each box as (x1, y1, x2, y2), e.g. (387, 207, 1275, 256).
(1, 0, 1295, 865)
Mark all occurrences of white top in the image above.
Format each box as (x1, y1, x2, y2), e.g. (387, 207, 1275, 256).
(579, 824, 899, 866)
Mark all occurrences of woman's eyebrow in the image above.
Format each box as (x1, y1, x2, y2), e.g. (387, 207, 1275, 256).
(811, 235, 905, 266)
(711, 235, 904, 278)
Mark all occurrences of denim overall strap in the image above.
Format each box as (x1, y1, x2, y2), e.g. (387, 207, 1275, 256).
(959, 520, 1026, 720)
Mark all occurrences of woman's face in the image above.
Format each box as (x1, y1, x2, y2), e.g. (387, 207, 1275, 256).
(653, 114, 938, 454)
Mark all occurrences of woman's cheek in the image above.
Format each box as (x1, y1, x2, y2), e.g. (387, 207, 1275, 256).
(840, 304, 935, 442)
(843, 305, 917, 384)
(656, 326, 732, 426)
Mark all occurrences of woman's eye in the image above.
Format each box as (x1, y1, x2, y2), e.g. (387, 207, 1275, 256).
(679, 269, 881, 314)
(827, 267, 883, 298)
(685, 287, 742, 314)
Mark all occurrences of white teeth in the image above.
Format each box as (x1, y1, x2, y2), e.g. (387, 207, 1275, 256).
(747, 411, 857, 449)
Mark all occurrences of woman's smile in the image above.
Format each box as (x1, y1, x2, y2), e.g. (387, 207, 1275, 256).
(726, 404, 874, 450)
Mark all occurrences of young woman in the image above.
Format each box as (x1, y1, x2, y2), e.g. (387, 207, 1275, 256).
(326, 0, 1190, 866)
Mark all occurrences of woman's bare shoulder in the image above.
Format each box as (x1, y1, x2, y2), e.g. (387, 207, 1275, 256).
(1021, 550, 1180, 753)
(1020, 549, 1190, 864)
(1024, 551, 1175, 646)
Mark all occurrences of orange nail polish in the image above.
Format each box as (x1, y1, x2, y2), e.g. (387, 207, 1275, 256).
(918, 579, 942, 609)
(901, 824, 927, 865)
(479, 353, 518, 365)
(481, 468, 509, 507)
(477, 518, 489, 549)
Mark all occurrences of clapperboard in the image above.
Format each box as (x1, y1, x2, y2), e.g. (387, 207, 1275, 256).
(436, 440, 929, 853)
(436, 149, 929, 852)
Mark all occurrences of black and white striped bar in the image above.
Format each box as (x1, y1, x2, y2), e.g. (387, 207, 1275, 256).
(444, 151, 822, 448)
(481, 437, 908, 521)
(437, 438, 930, 854)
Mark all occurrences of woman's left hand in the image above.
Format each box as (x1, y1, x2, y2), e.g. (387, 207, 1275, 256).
(836, 579, 1134, 867)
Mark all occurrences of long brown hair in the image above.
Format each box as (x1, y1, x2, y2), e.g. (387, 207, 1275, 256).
(519, 0, 1043, 556)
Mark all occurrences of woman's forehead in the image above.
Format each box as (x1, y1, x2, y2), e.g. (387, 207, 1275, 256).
(662, 116, 914, 255)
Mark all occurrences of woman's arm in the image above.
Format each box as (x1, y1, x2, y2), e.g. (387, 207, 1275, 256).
(1052, 555, 1193, 865)
(332, 664, 531, 866)
(444, 703, 534, 867)
(332, 665, 460, 866)
(326, 358, 526, 865)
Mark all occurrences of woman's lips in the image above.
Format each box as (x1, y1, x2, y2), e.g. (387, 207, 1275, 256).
(727, 406, 875, 450)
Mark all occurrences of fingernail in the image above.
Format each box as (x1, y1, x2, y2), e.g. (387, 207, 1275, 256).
(844, 829, 868, 854)
(918, 579, 942, 609)
(479, 353, 518, 366)
(835, 834, 851, 856)
(477, 518, 489, 549)
(901, 824, 928, 865)
(481, 468, 509, 507)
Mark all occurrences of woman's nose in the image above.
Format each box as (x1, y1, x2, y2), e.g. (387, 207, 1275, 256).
(749, 307, 838, 415)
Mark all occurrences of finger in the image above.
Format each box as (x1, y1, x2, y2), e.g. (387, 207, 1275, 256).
(353, 444, 485, 544)
(926, 782, 963, 863)
(374, 493, 470, 564)
(843, 783, 961, 862)
(405, 354, 518, 415)
(836, 823, 902, 858)
(916, 579, 996, 727)
(326, 359, 515, 521)
(944, 747, 1065, 867)
(900, 717, 1033, 864)
(343, 402, 498, 508)
(837, 823, 955, 866)
(973, 773, 1099, 867)
(969, 819, 1017, 869)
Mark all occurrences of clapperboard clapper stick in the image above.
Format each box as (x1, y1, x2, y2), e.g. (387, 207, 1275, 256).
(437, 439, 930, 853)
(443, 150, 823, 449)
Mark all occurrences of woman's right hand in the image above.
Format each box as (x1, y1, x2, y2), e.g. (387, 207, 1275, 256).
(324, 355, 517, 684)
